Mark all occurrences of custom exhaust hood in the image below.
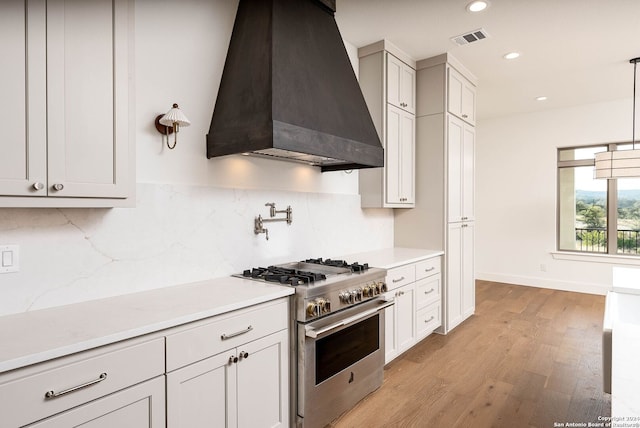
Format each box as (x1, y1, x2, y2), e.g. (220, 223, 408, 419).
(206, 0, 384, 172)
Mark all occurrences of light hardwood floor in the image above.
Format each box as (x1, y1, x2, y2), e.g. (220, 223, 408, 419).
(329, 280, 611, 428)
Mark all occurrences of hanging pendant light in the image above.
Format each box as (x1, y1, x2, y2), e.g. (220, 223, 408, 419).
(594, 57, 640, 179)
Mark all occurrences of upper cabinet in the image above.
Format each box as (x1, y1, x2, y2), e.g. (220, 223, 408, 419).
(447, 67, 476, 126)
(387, 54, 416, 114)
(358, 40, 416, 208)
(0, 0, 134, 208)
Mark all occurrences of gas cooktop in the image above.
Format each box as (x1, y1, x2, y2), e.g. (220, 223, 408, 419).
(236, 258, 371, 287)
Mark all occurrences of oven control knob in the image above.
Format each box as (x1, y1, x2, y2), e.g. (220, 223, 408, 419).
(362, 285, 370, 298)
(380, 281, 387, 293)
(307, 302, 317, 317)
(339, 292, 350, 303)
(317, 298, 330, 314)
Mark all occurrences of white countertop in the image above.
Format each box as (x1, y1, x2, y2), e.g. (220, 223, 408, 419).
(341, 247, 443, 269)
(0, 277, 293, 373)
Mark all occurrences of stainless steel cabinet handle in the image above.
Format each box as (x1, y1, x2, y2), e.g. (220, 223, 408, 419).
(239, 351, 249, 360)
(425, 267, 435, 272)
(52, 183, 64, 191)
(425, 288, 435, 295)
(32, 182, 44, 191)
(462, 114, 468, 118)
(45, 373, 107, 399)
(392, 276, 405, 283)
(221, 325, 253, 340)
(228, 355, 238, 364)
(424, 316, 435, 323)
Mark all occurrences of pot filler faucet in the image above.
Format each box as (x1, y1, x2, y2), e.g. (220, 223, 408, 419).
(254, 202, 293, 240)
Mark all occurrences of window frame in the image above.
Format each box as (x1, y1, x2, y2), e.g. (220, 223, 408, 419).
(557, 143, 625, 255)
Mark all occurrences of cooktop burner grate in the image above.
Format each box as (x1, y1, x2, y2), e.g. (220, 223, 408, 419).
(242, 266, 327, 286)
(303, 258, 369, 272)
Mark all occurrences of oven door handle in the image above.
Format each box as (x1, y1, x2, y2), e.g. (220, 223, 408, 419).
(305, 300, 395, 339)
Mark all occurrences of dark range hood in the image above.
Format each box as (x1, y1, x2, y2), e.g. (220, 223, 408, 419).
(206, 0, 384, 172)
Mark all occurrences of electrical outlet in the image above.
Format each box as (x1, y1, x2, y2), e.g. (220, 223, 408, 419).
(0, 245, 19, 274)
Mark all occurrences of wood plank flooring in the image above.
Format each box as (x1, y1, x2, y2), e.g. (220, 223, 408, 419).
(329, 280, 611, 428)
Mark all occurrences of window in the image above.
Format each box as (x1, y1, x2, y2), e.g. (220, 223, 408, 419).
(558, 144, 640, 255)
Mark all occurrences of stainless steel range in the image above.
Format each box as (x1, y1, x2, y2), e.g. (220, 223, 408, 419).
(236, 258, 391, 428)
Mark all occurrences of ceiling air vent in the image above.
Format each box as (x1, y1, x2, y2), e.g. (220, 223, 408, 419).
(450, 28, 490, 46)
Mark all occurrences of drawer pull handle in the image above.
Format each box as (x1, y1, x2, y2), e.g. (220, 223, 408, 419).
(425, 288, 435, 295)
(392, 276, 405, 283)
(45, 373, 107, 399)
(221, 325, 253, 340)
(424, 316, 435, 323)
(425, 267, 435, 272)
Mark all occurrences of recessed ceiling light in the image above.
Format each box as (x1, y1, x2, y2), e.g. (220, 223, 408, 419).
(467, 1, 488, 12)
(535, 96, 548, 101)
(503, 52, 520, 60)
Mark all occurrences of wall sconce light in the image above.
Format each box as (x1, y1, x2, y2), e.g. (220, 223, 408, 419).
(154, 103, 191, 149)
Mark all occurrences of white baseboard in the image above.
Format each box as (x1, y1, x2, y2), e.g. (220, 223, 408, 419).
(475, 272, 611, 296)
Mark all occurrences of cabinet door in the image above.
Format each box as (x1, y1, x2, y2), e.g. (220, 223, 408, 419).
(463, 125, 476, 221)
(383, 291, 398, 364)
(395, 284, 416, 355)
(400, 63, 416, 114)
(236, 330, 289, 428)
(447, 115, 474, 222)
(447, 116, 464, 222)
(28, 376, 165, 428)
(167, 351, 237, 428)
(386, 54, 415, 114)
(0, 0, 47, 197)
(447, 67, 475, 125)
(446, 222, 475, 332)
(385, 105, 415, 206)
(461, 222, 476, 319)
(386, 54, 403, 110)
(446, 222, 464, 330)
(46, 0, 130, 198)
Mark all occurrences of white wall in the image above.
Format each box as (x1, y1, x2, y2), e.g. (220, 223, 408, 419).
(0, 0, 394, 316)
(476, 98, 636, 295)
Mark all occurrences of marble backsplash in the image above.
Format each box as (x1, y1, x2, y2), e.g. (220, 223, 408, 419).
(0, 183, 393, 316)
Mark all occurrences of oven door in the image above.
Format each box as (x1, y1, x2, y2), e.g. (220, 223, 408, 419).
(297, 298, 394, 428)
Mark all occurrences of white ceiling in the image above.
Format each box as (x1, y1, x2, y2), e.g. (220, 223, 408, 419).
(335, 0, 640, 120)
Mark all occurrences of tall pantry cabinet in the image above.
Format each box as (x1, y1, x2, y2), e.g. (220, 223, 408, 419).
(394, 53, 477, 333)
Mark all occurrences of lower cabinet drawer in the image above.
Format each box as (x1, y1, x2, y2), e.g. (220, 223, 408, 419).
(416, 303, 441, 340)
(415, 257, 441, 280)
(166, 298, 288, 371)
(0, 337, 164, 428)
(27, 376, 166, 427)
(416, 275, 441, 309)
(386, 264, 415, 291)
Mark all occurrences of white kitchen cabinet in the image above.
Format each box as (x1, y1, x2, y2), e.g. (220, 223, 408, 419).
(27, 376, 165, 428)
(387, 53, 416, 114)
(0, 0, 134, 207)
(358, 40, 416, 208)
(447, 222, 475, 331)
(447, 115, 475, 223)
(394, 53, 477, 334)
(448, 67, 476, 126)
(0, 337, 165, 428)
(383, 255, 442, 364)
(166, 299, 289, 428)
